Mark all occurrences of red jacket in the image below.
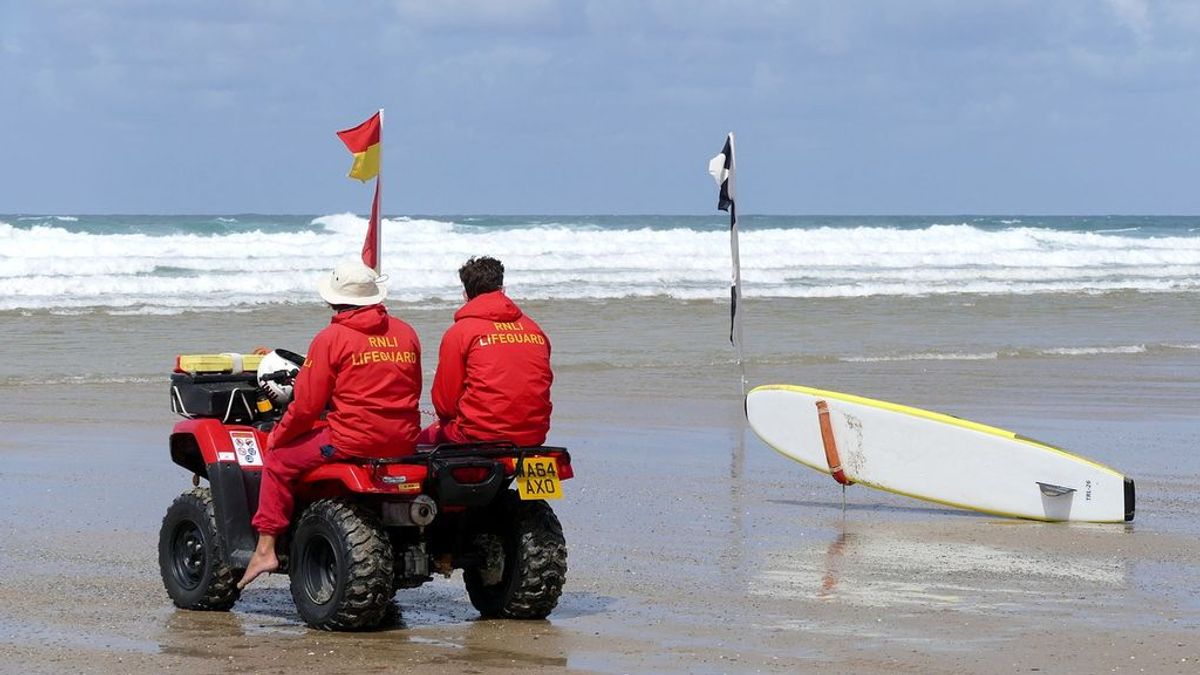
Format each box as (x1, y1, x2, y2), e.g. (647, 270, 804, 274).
(432, 291, 552, 446)
(270, 304, 421, 458)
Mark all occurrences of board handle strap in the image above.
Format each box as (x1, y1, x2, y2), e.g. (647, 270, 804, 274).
(816, 400, 854, 486)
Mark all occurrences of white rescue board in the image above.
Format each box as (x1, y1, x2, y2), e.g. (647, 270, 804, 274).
(746, 384, 1134, 523)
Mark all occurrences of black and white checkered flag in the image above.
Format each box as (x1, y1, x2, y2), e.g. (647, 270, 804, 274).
(709, 134, 736, 213)
(709, 132, 745, 382)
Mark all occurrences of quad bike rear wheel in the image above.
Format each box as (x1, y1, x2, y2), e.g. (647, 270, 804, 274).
(158, 487, 241, 611)
(464, 490, 567, 619)
(289, 499, 394, 630)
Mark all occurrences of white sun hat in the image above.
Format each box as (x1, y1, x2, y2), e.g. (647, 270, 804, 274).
(317, 261, 388, 306)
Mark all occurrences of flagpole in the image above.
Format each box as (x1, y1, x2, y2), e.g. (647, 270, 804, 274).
(375, 108, 384, 274)
(730, 198, 746, 392)
(709, 131, 747, 394)
(337, 109, 385, 273)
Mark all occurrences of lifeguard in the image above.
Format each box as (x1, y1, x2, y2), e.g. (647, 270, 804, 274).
(238, 261, 422, 590)
(420, 256, 553, 447)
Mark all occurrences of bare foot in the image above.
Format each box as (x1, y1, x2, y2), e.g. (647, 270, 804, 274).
(237, 549, 279, 590)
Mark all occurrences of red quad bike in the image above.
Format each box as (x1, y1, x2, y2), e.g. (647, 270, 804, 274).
(159, 351, 572, 630)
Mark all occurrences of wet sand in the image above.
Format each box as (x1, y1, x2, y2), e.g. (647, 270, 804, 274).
(1, 299, 1198, 673)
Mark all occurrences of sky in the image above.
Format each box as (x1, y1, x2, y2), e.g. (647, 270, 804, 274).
(2, 0, 1200, 215)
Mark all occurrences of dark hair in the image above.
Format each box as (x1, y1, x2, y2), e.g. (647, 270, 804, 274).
(458, 256, 504, 299)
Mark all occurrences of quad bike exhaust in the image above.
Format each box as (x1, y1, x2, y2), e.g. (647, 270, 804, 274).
(382, 494, 437, 527)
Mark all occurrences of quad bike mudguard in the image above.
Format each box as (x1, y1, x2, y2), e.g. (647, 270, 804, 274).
(208, 462, 261, 568)
(170, 419, 266, 568)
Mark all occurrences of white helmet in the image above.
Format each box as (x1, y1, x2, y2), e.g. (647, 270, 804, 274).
(256, 349, 303, 406)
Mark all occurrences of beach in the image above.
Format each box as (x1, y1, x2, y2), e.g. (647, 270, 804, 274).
(1, 293, 1197, 673)
(7, 0, 1200, 668)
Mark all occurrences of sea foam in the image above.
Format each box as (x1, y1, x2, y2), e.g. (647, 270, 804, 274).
(2, 216, 1200, 311)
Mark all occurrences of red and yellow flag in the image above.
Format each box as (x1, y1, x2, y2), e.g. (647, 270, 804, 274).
(336, 110, 383, 271)
(336, 111, 382, 181)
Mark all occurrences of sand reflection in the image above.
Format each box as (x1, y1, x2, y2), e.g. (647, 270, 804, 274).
(752, 519, 1132, 611)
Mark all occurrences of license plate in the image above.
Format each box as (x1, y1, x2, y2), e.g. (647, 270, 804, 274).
(516, 456, 562, 500)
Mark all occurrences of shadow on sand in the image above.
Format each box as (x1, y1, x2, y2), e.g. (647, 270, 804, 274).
(768, 498, 993, 518)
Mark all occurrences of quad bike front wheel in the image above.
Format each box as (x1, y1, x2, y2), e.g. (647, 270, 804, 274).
(158, 487, 241, 611)
(289, 499, 394, 630)
(464, 489, 567, 619)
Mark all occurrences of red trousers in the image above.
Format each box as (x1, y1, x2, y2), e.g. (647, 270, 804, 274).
(251, 427, 339, 536)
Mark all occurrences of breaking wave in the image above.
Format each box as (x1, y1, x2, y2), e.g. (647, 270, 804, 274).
(834, 343, 1196, 363)
(2, 214, 1200, 312)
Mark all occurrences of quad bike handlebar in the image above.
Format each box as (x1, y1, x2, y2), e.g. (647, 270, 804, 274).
(259, 369, 297, 384)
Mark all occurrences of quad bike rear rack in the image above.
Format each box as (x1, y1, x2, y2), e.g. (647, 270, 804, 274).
(366, 443, 573, 507)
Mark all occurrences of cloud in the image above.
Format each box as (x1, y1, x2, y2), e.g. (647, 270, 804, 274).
(751, 61, 786, 93)
(390, 0, 562, 29)
(416, 44, 552, 88)
(5, 0, 1200, 213)
(1105, 0, 1152, 45)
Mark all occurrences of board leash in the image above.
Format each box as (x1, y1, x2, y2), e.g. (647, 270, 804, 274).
(815, 400, 854, 486)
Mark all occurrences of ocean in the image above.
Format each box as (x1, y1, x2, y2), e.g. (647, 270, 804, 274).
(2, 213, 1196, 430)
(2, 214, 1199, 311)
